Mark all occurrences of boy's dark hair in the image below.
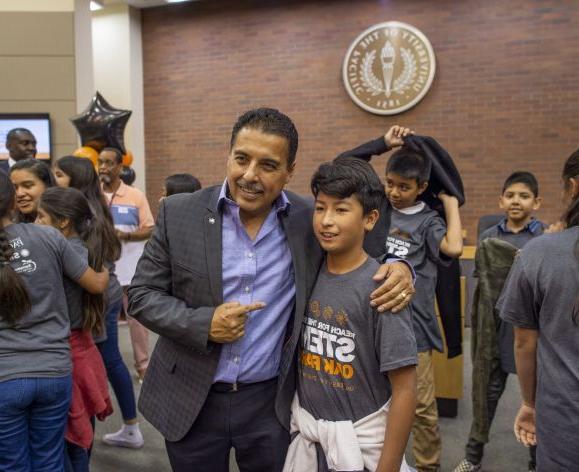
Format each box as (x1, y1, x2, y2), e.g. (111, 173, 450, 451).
(165, 173, 202, 196)
(101, 147, 123, 164)
(386, 148, 431, 184)
(502, 171, 539, 197)
(230, 108, 298, 168)
(311, 157, 385, 214)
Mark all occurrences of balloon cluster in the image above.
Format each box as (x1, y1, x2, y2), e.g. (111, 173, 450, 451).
(70, 92, 134, 177)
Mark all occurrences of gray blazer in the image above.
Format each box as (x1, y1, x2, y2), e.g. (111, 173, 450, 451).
(128, 185, 322, 442)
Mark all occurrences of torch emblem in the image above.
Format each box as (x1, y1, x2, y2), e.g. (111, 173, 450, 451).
(343, 22, 436, 115)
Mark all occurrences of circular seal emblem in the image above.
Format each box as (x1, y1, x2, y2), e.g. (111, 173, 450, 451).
(343, 22, 436, 115)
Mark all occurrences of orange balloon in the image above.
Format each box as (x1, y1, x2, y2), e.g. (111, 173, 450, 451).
(122, 150, 133, 167)
(73, 146, 99, 166)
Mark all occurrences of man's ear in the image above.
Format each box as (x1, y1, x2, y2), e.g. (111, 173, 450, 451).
(417, 181, 428, 196)
(533, 196, 542, 211)
(364, 209, 380, 232)
(571, 177, 579, 199)
(285, 162, 296, 184)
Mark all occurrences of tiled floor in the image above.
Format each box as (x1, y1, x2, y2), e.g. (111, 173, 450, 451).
(92, 327, 532, 471)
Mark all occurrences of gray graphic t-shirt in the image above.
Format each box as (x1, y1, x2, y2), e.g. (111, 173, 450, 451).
(0, 223, 88, 382)
(386, 202, 448, 352)
(64, 237, 89, 331)
(500, 227, 579, 471)
(298, 257, 417, 423)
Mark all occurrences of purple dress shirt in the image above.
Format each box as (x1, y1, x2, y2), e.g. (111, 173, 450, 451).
(213, 181, 296, 384)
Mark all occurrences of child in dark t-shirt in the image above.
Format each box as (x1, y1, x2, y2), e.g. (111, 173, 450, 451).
(453, 171, 545, 472)
(384, 149, 463, 472)
(284, 158, 417, 472)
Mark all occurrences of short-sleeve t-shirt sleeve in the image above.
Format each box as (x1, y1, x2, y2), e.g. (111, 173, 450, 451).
(58, 235, 90, 282)
(425, 215, 448, 264)
(375, 306, 417, 373)
(499, 254, 539, 330)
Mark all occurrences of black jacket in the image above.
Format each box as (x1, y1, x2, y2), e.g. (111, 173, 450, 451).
(337, 135, 464, 358)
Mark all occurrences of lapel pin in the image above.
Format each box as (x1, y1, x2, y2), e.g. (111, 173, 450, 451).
(208, 217, 215, 224)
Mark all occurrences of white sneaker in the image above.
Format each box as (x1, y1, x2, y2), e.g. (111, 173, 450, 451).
(102, 424, 144, 449)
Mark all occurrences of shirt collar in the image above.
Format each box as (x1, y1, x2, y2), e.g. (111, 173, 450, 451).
(498, 217, 541, 235)
(396, 201, 425, 215)
(217, 179, 291, 214)
(8, 157, 15, 168)
(103, 179, 128, 198)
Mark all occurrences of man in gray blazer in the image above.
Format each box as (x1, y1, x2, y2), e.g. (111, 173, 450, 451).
(128, 108, 414, 471)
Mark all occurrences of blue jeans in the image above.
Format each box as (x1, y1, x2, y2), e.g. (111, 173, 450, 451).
(64, 441, 88, 472)
(96, 300, 137, 421)
(0, 375, 72, 472)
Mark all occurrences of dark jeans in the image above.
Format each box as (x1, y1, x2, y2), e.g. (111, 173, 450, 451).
(64, 417, 94, 472)
(0, 375, 72, 472)
(166, 377, 289, 472)
(466, 364, 536, 468)
(96, 299, 137, 421)
(64, 441, 89, 472)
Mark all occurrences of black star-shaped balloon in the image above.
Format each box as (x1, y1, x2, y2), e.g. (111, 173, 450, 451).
(70, 92, 132, 153)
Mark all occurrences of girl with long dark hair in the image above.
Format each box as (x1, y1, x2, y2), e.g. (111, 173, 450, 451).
(37, 187, 114, 471)
(54, 156, 144, 448)
(10, 158, 56, 222)
(500, 150, 579, 470)
(0, 171, 109, 471)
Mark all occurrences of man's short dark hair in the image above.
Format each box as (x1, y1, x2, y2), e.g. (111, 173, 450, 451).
(386, 148, 431, 184)
(6, 128, 34, 144)
(502, 171, 539, 197)
(100, 147, 123, 164)
(165, 173, 202, 196)
(311, 157, 384, 214)
(230, 108, 298, 168)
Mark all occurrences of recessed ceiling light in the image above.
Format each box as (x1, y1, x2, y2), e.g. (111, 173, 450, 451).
(90, 0, 104, 11)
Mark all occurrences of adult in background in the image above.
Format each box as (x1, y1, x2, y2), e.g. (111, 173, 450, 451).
(500, 150, 579, 471)
(54, 155, 144, 449)
(128, 108, 415, 471)
(1, 128, 37, 173)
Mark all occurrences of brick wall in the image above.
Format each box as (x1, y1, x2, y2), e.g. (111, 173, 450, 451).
(142, 0, 579, 243)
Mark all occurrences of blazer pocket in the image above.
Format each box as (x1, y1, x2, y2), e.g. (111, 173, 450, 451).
(172, 260, 212, 306)
(173, 260, 208, 278)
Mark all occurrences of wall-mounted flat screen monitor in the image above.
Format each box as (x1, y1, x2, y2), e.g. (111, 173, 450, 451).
(0, 113, 52, 162)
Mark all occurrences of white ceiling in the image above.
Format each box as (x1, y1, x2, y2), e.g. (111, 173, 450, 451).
(103, 0, 203, 8)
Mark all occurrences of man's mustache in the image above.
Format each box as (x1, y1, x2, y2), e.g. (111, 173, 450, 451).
(236, 179, 263, 193)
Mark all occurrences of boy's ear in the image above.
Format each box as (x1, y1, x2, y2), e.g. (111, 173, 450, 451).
(532, 196, 542, 211)
(363, 209, 380, 232)
(498, 194, 506, 210)
(417, 181, 428, 196)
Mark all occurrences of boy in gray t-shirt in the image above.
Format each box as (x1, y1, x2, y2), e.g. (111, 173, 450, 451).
(285, 158, 417, 472)
(384, 148, 463, 472)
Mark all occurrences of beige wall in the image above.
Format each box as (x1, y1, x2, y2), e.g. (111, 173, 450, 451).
(92, 4, 147, 191)
(0, 9, 78, 159)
